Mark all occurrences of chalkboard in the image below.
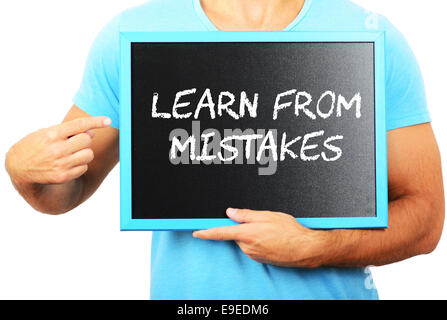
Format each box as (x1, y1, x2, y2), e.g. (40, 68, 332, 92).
(119, 32, 387, 230)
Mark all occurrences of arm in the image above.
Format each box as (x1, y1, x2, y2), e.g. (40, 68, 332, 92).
(193, 123, 445, 268)
(5, 106, 119, 214)
(325, 123, 444, 267)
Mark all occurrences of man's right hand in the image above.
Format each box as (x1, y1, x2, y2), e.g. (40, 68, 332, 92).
(6, 116, 111, 186)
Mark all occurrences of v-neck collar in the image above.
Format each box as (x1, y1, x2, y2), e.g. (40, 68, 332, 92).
(193, 0, 314, 31)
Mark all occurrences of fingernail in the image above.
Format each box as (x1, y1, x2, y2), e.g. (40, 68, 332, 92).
(103, 118, 112, 126)
(192, 232, 199, 238)
(227, 208, 238, 216)
(86, 130, 96, 138)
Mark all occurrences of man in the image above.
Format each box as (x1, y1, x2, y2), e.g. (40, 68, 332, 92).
(5, 0, 444, 299)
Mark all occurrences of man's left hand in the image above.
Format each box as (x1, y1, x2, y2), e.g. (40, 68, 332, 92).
(193, 208, 329, 268)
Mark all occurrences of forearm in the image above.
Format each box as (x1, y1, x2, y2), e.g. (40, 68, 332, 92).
(317, 195, 444, 268)
(5, 112, 116, 215)
(195, 125, 444, 269)
(6, 158, 86, 215)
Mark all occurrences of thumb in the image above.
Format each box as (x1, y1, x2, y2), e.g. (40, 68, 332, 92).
(226, 208, 268, 223)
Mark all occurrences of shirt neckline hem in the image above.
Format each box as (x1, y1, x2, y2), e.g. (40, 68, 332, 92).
(192, 0, 314, 32)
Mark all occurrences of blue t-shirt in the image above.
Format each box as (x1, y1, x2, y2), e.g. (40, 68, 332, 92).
(74, 0, 431, 300)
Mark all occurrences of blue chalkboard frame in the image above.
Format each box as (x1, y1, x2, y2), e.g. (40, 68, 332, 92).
(119, 31, 387, 231)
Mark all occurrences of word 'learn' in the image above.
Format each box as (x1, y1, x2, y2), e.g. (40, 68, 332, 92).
(151, 88, 361, 121)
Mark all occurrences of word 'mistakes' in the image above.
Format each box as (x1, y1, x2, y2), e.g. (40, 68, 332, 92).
(151, 88, 362, 176)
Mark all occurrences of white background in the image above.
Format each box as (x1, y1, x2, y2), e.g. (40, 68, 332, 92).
(0, 0, 446, 300)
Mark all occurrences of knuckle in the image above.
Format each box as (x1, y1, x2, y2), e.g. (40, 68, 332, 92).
(48, 146, 63, 159)
(240, 234, 254, 244)
(79, 133, 93, 145)
(74, 118, 87, 131)
(53, 158, 66, 171)
(259, 210, 272, 216)
(84, 149, 95, 162)
(54, 171, 69, 184)
(95, 118, 104, 127)
(263, 213, 276, 221)
(241, 245, 256, 257)
(80, 165, 89, 174)
(213, 231, 223, 241)
(215, 229, 231, 241)
(45, 128, 59, 141)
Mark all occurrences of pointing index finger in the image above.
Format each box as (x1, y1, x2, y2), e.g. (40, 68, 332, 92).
(60, 117, 112, 137)
(193, 225, 245, 241)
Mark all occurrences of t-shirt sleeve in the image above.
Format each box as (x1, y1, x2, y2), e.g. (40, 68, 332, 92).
(73, 15, 121, 129)
(384, 18, 431, 131)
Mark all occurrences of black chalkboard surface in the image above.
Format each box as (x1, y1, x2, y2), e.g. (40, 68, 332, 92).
(119, 32, 388, 230)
